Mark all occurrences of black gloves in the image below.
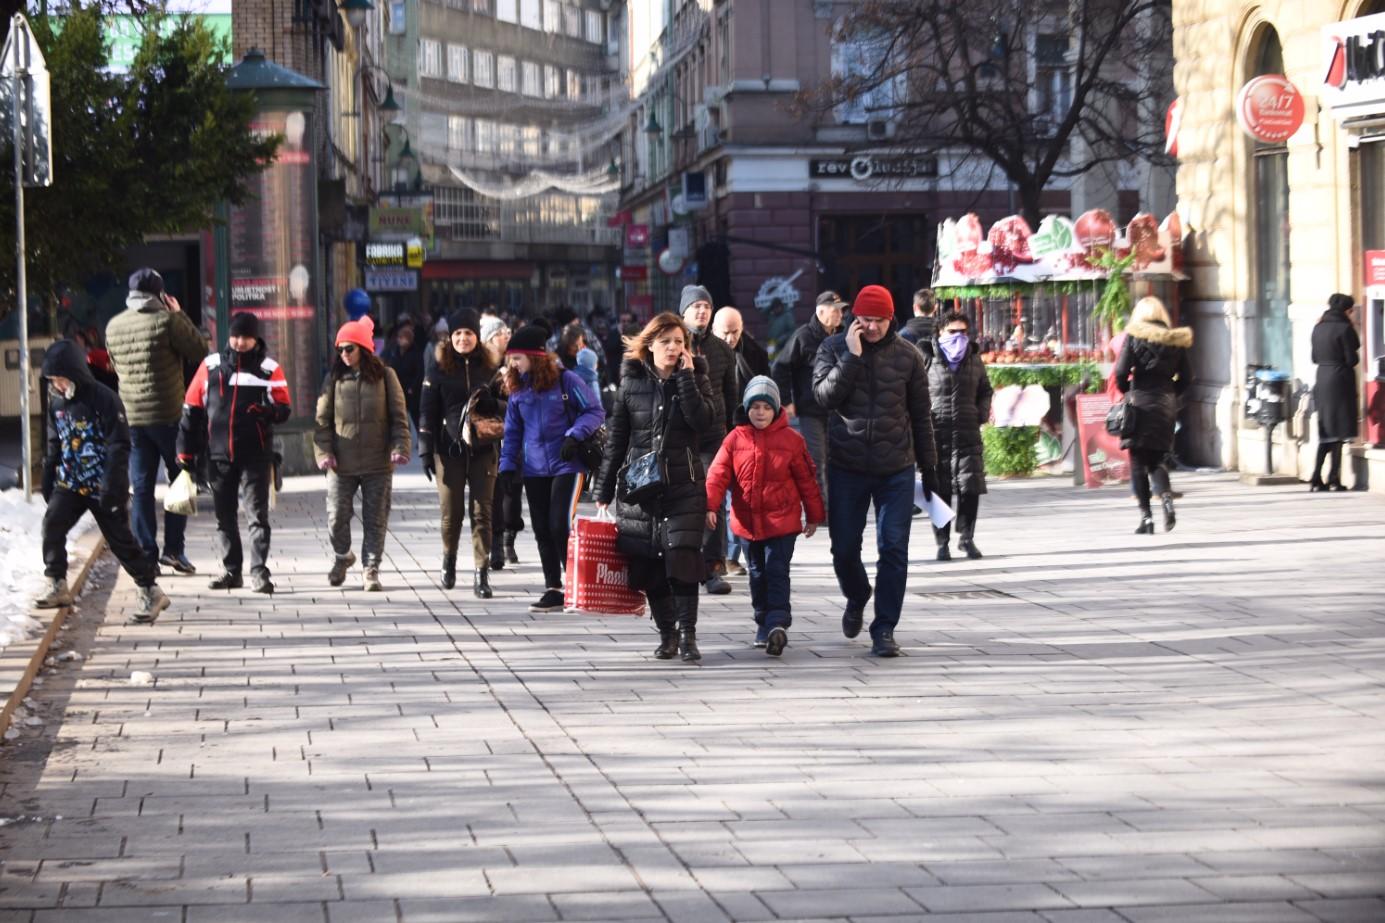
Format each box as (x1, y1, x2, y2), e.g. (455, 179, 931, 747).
(919, 467, 940, 503)
(559, 436, 581, 462)
(496, 469, 515, 492)
(421, 455, 435, 482)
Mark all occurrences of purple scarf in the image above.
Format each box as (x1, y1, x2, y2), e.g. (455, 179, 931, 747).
(939, 332, 969, 372)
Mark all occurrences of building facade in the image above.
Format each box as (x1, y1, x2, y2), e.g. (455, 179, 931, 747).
(1172, 0, 1385, 490)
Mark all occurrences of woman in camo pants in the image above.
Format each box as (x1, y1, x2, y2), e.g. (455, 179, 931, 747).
(313, 316, 411, 591)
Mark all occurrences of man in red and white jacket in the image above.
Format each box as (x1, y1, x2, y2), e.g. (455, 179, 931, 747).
(177, 311, 292, 594)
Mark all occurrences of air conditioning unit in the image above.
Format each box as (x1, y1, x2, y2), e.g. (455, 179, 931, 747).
(866, 117, 895, 141)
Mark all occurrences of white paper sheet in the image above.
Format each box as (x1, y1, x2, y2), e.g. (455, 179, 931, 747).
(914, 481, 955, 528)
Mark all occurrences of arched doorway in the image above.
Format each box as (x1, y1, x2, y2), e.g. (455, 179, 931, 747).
(1248, 25, 1292, 374)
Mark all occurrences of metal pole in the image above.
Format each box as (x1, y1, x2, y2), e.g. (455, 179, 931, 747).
(13, 15, 31, 502)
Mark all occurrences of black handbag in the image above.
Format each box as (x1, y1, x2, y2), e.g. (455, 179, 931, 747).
(1105, 398, 1136, 438)
(560, 382, 606, 471)
(619, 388, 671, 505)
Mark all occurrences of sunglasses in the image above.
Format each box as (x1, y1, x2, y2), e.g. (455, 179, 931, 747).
(337, 344, 358, 355)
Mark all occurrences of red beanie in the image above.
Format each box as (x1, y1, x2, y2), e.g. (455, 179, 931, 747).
(852, 285, 894, 320)
(336, 316, 376, 353)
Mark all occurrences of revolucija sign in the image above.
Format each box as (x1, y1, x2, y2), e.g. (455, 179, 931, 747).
(1323, 12, 1385, 120)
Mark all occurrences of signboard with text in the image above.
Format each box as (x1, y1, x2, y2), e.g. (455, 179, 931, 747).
(1075, 394, 1131, 488)
(1235, 75, 1305, 143)
(810, 156, 938, 182)
(1323, 12, 1385, 120)
(365, 268, 419, 292)
(371, 194, 435, 249)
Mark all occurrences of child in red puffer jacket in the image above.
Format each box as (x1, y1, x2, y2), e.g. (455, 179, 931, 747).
(706, 375, 826, 657)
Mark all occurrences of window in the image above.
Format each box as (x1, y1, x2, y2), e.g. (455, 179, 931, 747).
(473, 50, 495, 88)
(544, 64, 560, 99)
(448, 115, 472, 152)
(388, 0, 407, 35)
(522, 126, 541, 159)
(497, 55, 517, 93)
(564, 4, 580, 37)
(497, 0, 518, 23)
(831, 29, 900, 124)
(520, 0, 541, 30)
(476, 119, 497, 154)
(585, 10, 602, 44)
(471, 0, 490, 12)
(522, 60, 541, 97)
(1250, 27, 1292, 372)
(545, 0, 561, 32)
(1034, 34, 1070, 135)
(419, 38, 443, 79)
(499, 123, 518, 157)
(447, 44, 468, 83)
(567, 69, 581, 100)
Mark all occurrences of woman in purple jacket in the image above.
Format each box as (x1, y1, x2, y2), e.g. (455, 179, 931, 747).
(500, 325, 605, 612)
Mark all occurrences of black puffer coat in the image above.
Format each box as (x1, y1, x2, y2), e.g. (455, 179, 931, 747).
(1311, 307, 1360, 443)
(771, 315, 835, 418)
(690, 326, 738, 452)
(418, 343, 502, 458)
(813, 327, 937, 476)
(921, 340, 993, 495)
(595, 358, 715, 556)
(1114, 320, 1193, 453)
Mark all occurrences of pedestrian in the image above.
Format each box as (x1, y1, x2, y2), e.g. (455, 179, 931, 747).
(313, 316, 411, 591)
(1113, 296, 1193, 534)
(711, 305, 770, 576)
(177, 311, 292, 594)
(381, 316, 426, 429)
(481, 315, 525, 571)
(499, 325, 606, 612)
(419, 309, 505, 596)
(36, 340, 170, 621)
(594, 312, 715, 661)
(1308, 293, 1360, 492)
(772, 290, 846, 504)
(813, 284, 937, 658)
(104, 267, 208, 576)
(919, 312, 994, 560)
(680, 285, 739, 595)
(900, 288, 939, 346)
(705, 375, 825, 657)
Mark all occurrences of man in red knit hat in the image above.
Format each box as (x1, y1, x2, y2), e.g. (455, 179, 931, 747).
(812, 284, 938, 657)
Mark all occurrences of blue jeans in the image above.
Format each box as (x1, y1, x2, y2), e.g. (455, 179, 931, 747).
(726, 508, 746, 564)
(827, 465, 915, 640)
(129, 423, 186, 559)
(747, 533, 796, 631)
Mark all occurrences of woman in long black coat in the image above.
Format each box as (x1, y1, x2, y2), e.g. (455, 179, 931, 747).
(1115, 296, 1193, 534)
(1309, 293, 1360, 491)
(594, 312, 715, 662)
(921, 312, 994, 560)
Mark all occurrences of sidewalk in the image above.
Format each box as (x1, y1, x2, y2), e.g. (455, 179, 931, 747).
(0, 471, 1382, 922)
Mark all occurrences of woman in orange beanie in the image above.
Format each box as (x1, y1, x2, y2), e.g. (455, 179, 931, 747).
(313, 316, 411, 591)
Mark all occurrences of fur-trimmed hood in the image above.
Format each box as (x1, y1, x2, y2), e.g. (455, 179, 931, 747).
(1125, 319, 1193, 349)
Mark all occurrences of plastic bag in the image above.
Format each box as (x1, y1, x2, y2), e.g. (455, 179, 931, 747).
(163, 469, 197, 516)
(564, 510, 645, 616)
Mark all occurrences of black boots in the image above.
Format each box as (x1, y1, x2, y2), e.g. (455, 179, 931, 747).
(1135, 511, 1155, 535)
(489, 538, 506, 571)
(1161, 495, 1176, 532)
(650, 596, 679, 659)
(673, 594, 701, 662)
(441, 553, 457, 589)
(474, 567, 492, 599)
(504, 531, 519, 565)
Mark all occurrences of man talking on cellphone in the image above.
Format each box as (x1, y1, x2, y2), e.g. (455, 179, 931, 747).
(813, 285, 937, 658)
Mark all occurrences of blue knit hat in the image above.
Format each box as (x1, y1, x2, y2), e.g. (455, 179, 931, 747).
(742, 375, 780, 413)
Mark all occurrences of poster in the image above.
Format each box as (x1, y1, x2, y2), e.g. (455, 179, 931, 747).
(228, 109, 318, 421)
(1075, 393, 1130, 487)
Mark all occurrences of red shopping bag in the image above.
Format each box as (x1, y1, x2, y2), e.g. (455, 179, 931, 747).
(564, 514, 646, 616)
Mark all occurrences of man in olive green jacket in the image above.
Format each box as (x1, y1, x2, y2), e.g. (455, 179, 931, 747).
(105, 268, 208, 574)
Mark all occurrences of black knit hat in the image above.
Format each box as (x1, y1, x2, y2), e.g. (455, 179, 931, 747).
(229, 311, 260, 338)
(507, 324, 550, 356)
(448, 308, 480, 335)
(128, 267, 164, 295)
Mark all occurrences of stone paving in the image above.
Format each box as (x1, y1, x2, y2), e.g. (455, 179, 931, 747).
(0, 470, 1383, 922)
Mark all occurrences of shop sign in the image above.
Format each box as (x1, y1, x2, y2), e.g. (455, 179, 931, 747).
(625, 224, 650, 248)
(1075, 393, 1130, 488)
(364, 268, 418, 292)
(371, 194, 435, 249)
(1164, 98, 1182, 157)
(364, 241, 407, 267)
(1235, 75, 1305, 143)
(1365, 249, 1385, 296)
(620, 264, 648, 281)
(405, 238, 425, 269)
(1323, 13, 1385, 119)
(810, 156, 938, 181)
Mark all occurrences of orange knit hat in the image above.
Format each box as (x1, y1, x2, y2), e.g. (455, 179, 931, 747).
(335, 315, 376, 353)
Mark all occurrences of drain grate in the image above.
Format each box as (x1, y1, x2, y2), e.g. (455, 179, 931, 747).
(914, 589, 1015, 600)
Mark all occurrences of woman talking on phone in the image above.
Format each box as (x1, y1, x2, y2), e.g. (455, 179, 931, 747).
(594, 313, 715, 662)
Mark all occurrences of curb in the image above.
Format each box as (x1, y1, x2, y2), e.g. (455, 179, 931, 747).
(0, 530, 108, 739)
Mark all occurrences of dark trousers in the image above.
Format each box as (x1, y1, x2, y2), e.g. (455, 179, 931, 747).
(437, 450, 496, 568)
(747, 533, 796, 631)
(1129, 449, 1172, 512)
(796, 414, 829, 511)
(699, 450, 727, 572)
(208, 458, 272, 577)
(129, 423, 186, 559)
(524, 472, 582, 589)
(827, 465, 915, 640)
(43, 487, 157, 587)
(932, 488, 980, 546)
(1312, 442, 1343, 485)
(490, 469, 526, 545)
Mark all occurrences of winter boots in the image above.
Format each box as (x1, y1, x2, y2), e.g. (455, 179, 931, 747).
(674, 594, 701, 662)
(504, 531, 520, 565)
(35, 578, 72, 609)
(474, 567, 493, 599)
(441, 553, 457, 590)
(132, 584, 170, 623)
(328, 552, 356, 587)
(363, 566, 382, 592)
(650, 596, 679, 659)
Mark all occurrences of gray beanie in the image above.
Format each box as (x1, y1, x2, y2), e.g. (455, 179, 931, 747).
(679, 285, 713, 315)
(742, 375, 781, 414)
(480, 315, 508, 343)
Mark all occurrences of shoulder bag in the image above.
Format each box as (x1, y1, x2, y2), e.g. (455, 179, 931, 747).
(1104, 397, 1137, 438)
(561, 376, 607, 471)
(618, 386, 670, 505)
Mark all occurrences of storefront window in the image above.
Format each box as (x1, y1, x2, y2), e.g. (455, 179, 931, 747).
(1361, 140, 1385, 251)
(1251, 28, 1292, 373)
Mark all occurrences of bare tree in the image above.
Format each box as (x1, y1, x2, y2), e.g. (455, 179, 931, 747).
(805, 0, 1173, 226)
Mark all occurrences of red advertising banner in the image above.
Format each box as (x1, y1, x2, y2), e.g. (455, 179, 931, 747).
(1365, 250, 1385, 288)
(625, 224, 650, 248)
(621, 264, 648, 281)
(1075, 393, 1131, 487)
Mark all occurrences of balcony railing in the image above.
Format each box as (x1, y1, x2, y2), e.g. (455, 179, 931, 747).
(434, 186, 621, 246)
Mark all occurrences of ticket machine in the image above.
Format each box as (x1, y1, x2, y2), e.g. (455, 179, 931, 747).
(1365, 252, 1385, 446)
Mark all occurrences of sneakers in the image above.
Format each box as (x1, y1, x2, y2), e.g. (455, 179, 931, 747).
(765, 627, 787, 657)
(159, 553, 196, 575)
(251, 572, 275, 595)
(362, 566, 382, 592)
(328, 552, 356, 587)
(208, 572, 243, 590)
(132, 584, 170, 623)
(704, 575, 731, 595)
(870, 633, 901, 657)
(841, 601, 866, 639)
(529, 589, 564, 613)
(959, 540, 983, 560)
(35, 578, 72, 609)
(724, 560, 746, 577)
(753, 624, 769, 648)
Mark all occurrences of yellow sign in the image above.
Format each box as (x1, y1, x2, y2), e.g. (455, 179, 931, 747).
(406, 238, 425, 269)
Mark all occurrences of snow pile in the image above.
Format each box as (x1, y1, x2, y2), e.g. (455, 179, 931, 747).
(0, 489, 94, 652)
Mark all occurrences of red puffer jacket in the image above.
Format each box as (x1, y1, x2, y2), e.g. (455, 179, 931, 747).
(705, 413, 826, 541)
